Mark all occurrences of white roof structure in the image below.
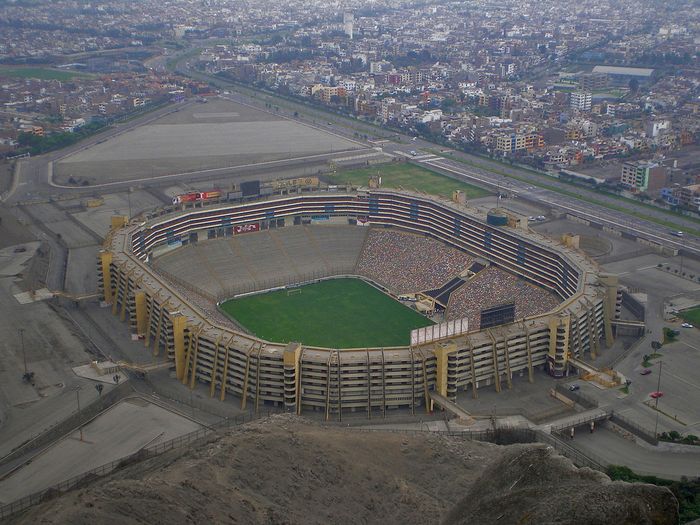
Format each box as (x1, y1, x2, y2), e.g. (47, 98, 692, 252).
(592, 65, 654, 77)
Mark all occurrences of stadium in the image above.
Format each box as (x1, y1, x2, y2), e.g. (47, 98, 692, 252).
(99, 186, 621, 418)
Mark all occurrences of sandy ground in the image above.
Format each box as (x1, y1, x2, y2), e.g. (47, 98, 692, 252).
(10, 415, 678, 525)
(54, 98, 366, 184)
(0, 207, 35, 250)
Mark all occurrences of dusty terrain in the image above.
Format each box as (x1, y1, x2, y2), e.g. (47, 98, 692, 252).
(11, 415, 677, 525)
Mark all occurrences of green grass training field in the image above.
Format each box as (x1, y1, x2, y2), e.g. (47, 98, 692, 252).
(327, 163, 490, 200)
(219, 278, 434, 348)
(0, 67, 93, 81)
(680, 306, 700, 326)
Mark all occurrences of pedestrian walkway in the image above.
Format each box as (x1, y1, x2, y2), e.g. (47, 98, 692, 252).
(429, 392, 473, 421)
(535, 407, 611, 433)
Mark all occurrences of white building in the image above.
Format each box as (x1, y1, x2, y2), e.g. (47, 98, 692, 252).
(343, 12, 354, 39)
(570, 91, 592, 112)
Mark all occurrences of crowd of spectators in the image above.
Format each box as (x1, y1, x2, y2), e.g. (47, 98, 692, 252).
(447, 266, 561, 329)
(356, 229, 473, 294)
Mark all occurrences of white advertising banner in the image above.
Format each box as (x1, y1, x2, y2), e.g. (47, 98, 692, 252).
(410, 317, 469, 346)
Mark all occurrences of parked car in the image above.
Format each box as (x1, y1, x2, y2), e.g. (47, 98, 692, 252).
(650, 391, 664, 399)
(640, 369, 652, 375)
(681, 322, 694, 328)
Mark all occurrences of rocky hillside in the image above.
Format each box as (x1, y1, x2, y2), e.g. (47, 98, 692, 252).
(12, 415, 678, 525)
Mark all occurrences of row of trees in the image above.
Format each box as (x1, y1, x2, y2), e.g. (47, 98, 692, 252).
(16, 121, 107, 156)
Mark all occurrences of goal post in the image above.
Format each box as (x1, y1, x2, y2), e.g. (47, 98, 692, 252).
(287, 288, 302, 297)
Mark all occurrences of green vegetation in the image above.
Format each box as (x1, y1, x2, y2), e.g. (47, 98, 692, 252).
(219, 278, 434, 348)
(16, 121, 108, 156)
(680, 307, 700, 326)
(430, 151, 700, 237)
(166, 47, 205, 71)
(0, 67, 92, 81)
(663, 327, 679, 344)
(659, 431, 700, 446)
(642, 352, 663, 367)
(328, 162, 490, 200)
(606, 465, 700, 523)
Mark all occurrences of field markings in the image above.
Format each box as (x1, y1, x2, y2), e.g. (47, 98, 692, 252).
(47, 149, 365, 189)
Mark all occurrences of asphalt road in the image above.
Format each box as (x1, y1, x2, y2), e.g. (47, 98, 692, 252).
(572, 426, 699, 480)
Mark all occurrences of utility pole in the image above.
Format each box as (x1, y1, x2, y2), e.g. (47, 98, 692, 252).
(653, 360, 663, 438)
(127, 188, 132, 220)
(75, 386, 83, 442)
(18, 328, 26, 375)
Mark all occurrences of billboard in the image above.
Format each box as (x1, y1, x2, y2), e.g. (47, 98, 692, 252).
(480, 303, 515, 329)
(233, 223, 260, 235)
(241, 180, 261, 197)
(410, 317, 469, 346)
(271, 176, 320, 189)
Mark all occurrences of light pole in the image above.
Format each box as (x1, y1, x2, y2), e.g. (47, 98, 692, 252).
(75, 386, 84, 442)
(18, 328, 26, 376)
(653, 360, 663, 439)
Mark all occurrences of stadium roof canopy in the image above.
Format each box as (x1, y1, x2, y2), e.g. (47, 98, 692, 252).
(592, 65, 654, 77)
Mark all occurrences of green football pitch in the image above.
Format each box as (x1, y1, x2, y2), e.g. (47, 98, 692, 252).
(219, 278, 434, 348)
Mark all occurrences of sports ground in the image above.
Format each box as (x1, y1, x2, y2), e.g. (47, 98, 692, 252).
(219, 278, 434, 348)
(327, 163, 489, 200)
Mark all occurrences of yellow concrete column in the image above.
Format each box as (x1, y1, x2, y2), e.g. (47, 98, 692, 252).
(283, 342, 303, 413)
(549, 314, 571, 369)
(110, 215, 128, 230)
(433, 342, 456, 399)
(100, 251, 113, 304)
(135, 292, 147, 336)
(548, 316, 560, 360)
(599, 273, 619, 347)
(172, 315, 187, 381)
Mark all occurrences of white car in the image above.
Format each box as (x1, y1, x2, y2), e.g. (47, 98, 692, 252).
(682, 322, 694, 328)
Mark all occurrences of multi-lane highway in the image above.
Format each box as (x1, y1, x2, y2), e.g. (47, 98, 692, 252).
(407, 152, 700, 257)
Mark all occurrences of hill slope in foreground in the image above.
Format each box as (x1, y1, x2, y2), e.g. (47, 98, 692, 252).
(12, 415, 677, 525)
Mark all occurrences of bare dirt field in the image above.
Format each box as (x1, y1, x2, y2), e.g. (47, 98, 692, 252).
(10, 415, 678, 525)
(54, 98, 366, 185)
(0, 397, 201, 504)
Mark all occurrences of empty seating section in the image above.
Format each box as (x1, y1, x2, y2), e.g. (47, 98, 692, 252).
(154, 225, 368, 298)
(355, 229, 473, 294)
(447, 266, 561, 329)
